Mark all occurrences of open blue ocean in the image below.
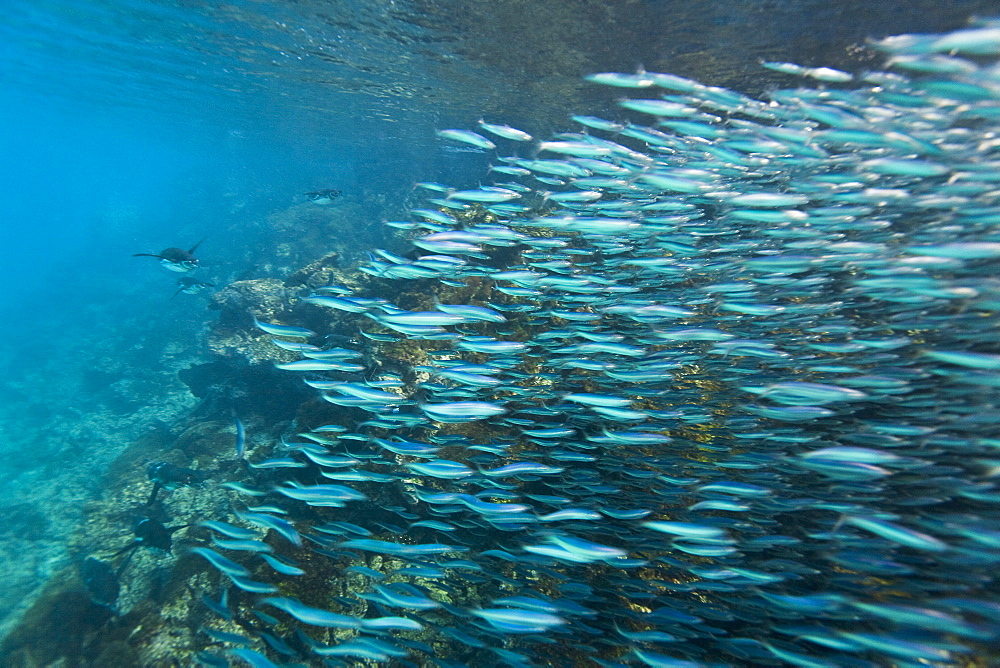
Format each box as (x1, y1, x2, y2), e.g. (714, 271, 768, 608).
(2, 1, 999, 666)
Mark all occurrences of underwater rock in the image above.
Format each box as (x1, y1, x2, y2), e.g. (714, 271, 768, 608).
(0, 575, 115, 666)
(0, 408, 262, 665)
(282, 251, 348, 291)
(205, 278, 304, 367)
(178, 360, 312, 422)
(208, 278, 292, 332)
(189, 278, 322, 423)
(239, 198, 389, 276)
(0, 503, 49, 541)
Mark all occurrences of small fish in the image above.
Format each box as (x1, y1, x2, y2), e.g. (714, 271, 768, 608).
(525, 535, 627, 564)
(246, 457, 306, 469)
(200, 588, 231, 620)
(478, 119, 533, 141)
(260, 554, 305, 576)
(572, 115, 627, 132)
(219, 481, 265, 496)
(371, 310, 469, 327)
(260, 596, 358, 628)
(539, 141, 613, 158)
(924, 350, 1000, 370)
(762, 60, 854, 82)
(367, 583, 441, 610)
(309, 637, 409, 660)
(433, 302, 508, 323)
(198, 626, 253, 646)
(436, 128, 496, 150)
(235, 511, 302, 546)
(405, 460, 474, 479)
(274, 483, 367, 507)
(226, 648, 280, 668)
(337, 539, 467, 556)
(537, 508, 601, 521)
(470, 607, 567, 633)
(372, 437, 440, 458)
(346, 565, 386, 579)
(619, 99, 697, 117)
(841, 516, 949, 552)
(642, 521, 729, 539)
(359, 616, 424, 631)
(275, 360, 356, 371)
(584, 71, 656, 88)
(268, 338, 320, 352)
(481, 462, 565, 477)
(252, 317, 316, 339)
(447, 188, 521, 203)
(191, 547, 250, 578)
(211, 536, 272, 553)
(562, 393, 633, 408)
(420, 401, 507, 423)
(302, 295, 372, 312)
(726, 192, 809, 208)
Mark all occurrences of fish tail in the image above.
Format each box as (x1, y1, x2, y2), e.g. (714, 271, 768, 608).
(830, 513, 847, 537)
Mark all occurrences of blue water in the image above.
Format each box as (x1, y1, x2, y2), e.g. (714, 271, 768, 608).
(1, 0, 999, 664)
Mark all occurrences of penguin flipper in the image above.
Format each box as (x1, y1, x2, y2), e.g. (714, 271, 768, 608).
(188, 236, 207, 254)
(166, 524, 193, 536)
(143, 481, 163, 507)
(107, 540, 141, 560)
(114, 546, 140, 578)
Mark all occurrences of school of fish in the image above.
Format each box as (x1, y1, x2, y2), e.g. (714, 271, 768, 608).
(197, 22, 1000, 668)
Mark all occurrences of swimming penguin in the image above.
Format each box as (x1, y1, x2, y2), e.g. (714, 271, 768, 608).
(305, 189, 342, 204)
(107, 517, 191, 575)
(133, 238, 205, 272)
(170, 276, 215, 299)
(144, 461, 203, 506)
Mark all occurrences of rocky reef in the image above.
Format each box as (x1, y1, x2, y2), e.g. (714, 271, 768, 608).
(0, 196, 417, 665)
